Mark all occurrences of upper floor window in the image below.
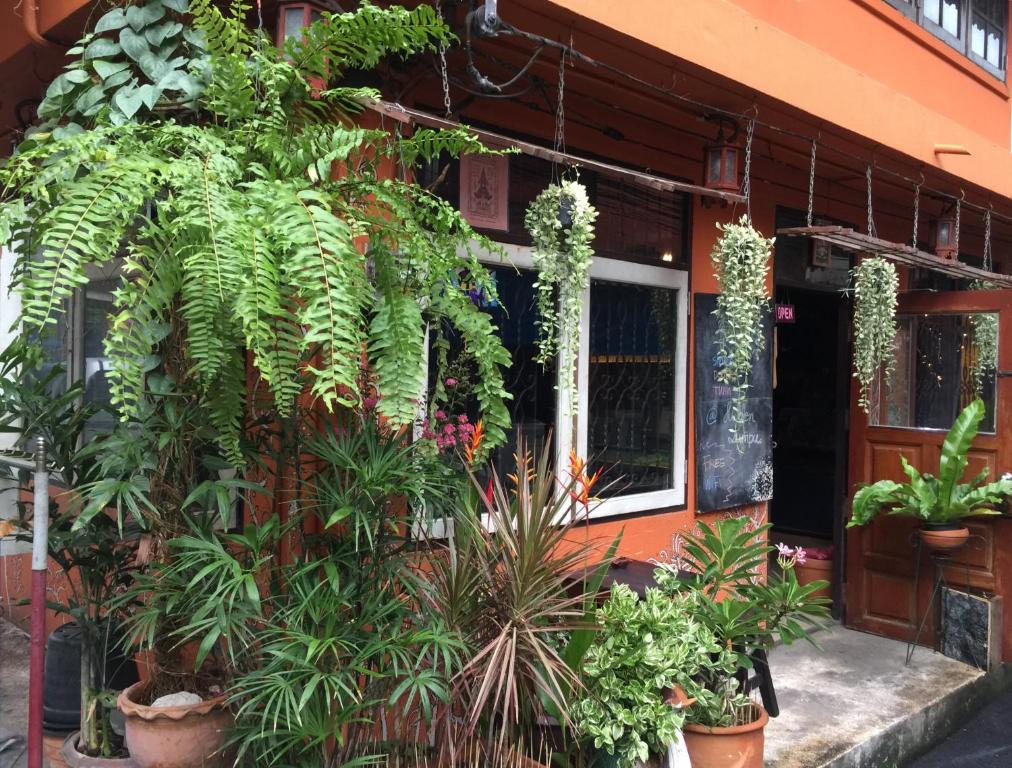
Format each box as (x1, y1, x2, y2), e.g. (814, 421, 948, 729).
(887, 0, 1007, 78)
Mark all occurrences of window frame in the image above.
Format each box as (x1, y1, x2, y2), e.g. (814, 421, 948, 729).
(477, 241, 689, 519)
(884, 0, 1007, 79)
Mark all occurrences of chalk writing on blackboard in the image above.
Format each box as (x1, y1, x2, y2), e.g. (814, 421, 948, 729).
(694, 293, 773, 512)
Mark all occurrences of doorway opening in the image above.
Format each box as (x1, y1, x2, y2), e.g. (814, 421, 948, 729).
(770, 208, 852, 616)
(771, 287, 847, 540)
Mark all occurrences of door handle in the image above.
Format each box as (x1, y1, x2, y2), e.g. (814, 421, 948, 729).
(997, 371, 1012, 378)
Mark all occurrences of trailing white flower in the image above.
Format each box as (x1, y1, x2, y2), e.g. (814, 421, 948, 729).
(525, 179, 598, 413)
(968, 280, 999, 397)
(711, 216, 773, 428)
(851, 257, 898, 414)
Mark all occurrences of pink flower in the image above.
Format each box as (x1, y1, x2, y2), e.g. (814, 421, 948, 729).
(362, 396, 377, 410)
(775, 543, 794, 558)
(435, 410, 446, 420)
(443, 424, 455, 435)
(794, 547, 808, 566)
(444, 436, 456, 447)
(458, 414, 469, 424)
(445, 378, 458, 387)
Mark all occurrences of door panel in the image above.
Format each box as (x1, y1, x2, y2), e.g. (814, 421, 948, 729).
(846, 289, 1012, 650)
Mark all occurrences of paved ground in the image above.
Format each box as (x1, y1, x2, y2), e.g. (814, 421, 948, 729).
(765, 623, 989, 768)
(0, 620, 29, 768)
(907, 687, 1012, 767)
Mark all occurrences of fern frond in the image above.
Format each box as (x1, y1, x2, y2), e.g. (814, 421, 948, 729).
(274, 186, 367, 411)
(19, 158, 158, 331)
(369, 248, 425, 425)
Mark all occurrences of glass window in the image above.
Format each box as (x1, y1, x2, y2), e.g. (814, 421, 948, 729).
(587, 280, 678, 497)
(426, 252, 688, 518)
(873, 312, 997, 432)
(82, 280, 117, 439)
(896, 0, 1005, 75)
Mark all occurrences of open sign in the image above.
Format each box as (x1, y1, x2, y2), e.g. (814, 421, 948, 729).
(775, 303, 795, 324)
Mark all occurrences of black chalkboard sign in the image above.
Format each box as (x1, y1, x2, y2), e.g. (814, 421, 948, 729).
(694, 293, 774, 512)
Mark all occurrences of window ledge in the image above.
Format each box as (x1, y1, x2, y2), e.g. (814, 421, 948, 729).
(860, 0, 1009, 96)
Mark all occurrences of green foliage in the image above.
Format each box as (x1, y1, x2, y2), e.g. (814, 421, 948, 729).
(576, 585, 734, 768)
(0, 341, 136, 757)
(849, 398, 1012, 526)
(424, 440, 610, 752)
(968, 282, 999, 396)
(1, 1, 512, 457)
(120, 418, 460, 767)
(851, 257, 898, 414)
(32, 0, 206, 133)
(524, 179, 598, 414)
(656, 517, 830, 727)
(710, 217, 772, 434)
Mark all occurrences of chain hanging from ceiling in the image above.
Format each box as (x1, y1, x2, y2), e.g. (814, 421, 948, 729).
(806, 137, 817, 227)
(865, 165, 877, 238)
(742, 114, 755, 222)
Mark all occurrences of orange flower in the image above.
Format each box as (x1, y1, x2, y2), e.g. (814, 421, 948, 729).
(568, 450, 601, 508)
(463, 419, 486, 465)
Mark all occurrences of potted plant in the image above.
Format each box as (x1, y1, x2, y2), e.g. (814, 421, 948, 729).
(791, 544, 833, 602)
(575, 584, 738, 768)
(0, 341, 139, 766)
(655, 517, 830, 768)
(848, 398, 1012, 551)
(425, 438, 615, 765)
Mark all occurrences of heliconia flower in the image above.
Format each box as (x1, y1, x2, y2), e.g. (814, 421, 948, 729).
(463, 419, 486, 465)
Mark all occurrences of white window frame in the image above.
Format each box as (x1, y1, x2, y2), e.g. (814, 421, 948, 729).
(477, 241, 689, 520)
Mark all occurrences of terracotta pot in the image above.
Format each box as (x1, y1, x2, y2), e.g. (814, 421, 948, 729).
(794, 558, 833, 600)
(683, 705, 769, 768)
(919, 525, 970, 552)
(117, 681, 231, 768)
(59, 733, 137, 768)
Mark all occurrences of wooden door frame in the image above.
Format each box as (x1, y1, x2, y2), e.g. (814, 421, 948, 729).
(844, 287, 1012, 644)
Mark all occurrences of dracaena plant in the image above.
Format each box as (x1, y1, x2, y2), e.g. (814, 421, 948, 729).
(0, 0, 512, 466)
(849, 398, 1012, 527)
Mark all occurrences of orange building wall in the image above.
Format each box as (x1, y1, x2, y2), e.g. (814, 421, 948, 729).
(548, 0, 1012, 201)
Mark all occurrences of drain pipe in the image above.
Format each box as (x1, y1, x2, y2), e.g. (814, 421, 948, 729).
(21, 0, 65, 51)
(27, 436, 49, 768)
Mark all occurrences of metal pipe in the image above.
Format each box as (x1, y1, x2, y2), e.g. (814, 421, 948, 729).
(21, 0, 64, 50)
(27, 436, 48, 768)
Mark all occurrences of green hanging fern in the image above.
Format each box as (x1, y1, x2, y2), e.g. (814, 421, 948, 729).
(1, 1, 512, 459)
(710, 216, 772, 428)
(524, 179, 597, 413)
(851, 257, 898, 414)
(969, 280, 999, 396)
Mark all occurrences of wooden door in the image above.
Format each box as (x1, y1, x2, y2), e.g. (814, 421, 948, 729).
(845, 289, 1012, 654)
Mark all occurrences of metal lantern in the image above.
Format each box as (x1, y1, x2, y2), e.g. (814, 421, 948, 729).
(934, 212, 958, 260)
(704, 127, 740, 193)
(276, 1, 329, 46)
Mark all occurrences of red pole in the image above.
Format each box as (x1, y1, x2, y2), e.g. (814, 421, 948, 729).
(27, 436, 48, 768)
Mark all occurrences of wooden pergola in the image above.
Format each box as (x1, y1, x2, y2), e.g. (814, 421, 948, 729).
(776, 225, 1012, 287)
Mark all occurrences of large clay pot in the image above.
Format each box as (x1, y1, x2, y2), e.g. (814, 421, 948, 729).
(794, 558, 833, 601)
(117, 681, 231, 768)
(59, 732, 137, 768)
(683, 705, 769, 768)
(919, 524, 970, 552)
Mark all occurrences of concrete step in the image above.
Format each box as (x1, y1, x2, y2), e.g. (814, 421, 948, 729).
(765, 623, 1012, 768)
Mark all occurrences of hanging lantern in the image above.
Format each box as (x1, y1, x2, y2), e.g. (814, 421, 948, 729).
(934, 210, 958, 260)
(703, 123, 740, 193)
(276, 1, 330, 47)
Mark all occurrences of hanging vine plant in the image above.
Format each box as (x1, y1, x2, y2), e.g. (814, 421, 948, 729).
(851, 257, 898, 414)
(969, 280, 999, 396)
(711, 216, 773, 425)
(524, 178, 598, 411)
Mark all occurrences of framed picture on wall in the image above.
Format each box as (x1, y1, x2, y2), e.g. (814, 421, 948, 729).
(460, 153, 509, 231)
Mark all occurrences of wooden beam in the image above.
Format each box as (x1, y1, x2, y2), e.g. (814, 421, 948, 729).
(777, 225, 1012, 287)
(369, 99, 746, 204)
